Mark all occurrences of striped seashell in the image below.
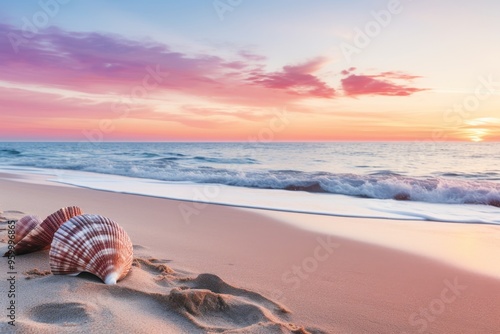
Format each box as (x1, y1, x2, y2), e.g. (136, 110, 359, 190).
(4, 206, 83, 256)
(49, 214, 133, 285)
(15, 215, 41, 244)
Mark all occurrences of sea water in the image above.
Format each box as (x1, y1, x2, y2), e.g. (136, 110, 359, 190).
(0, 142, 499, 224)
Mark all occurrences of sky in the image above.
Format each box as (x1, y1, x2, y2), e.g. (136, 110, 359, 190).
(0, 0, 499, 142)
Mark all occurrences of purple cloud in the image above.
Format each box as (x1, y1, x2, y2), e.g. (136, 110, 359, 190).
(341, 69, 426, 97)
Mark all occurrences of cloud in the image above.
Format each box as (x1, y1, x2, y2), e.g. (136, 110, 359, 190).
(341, 67, 356, 76)
(246, 58, 335, 98)
(0, 23, 334, 103)
(464, 117, 500, 126)
(181, 106, 275, 122)
(374, 72, 422, 80)
(155, 114, 233, 129)
(0, 86, 113, 119)
(238, 50, 267, 62)
(1, 23, 230, 94)
(0, 23, 425, 106)
(0, 22, 433, 140)
(340, 68, 426, 97)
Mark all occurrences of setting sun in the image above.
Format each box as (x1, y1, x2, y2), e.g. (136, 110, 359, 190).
(468, 129, 487, 142)
(463, 118, 500, 142)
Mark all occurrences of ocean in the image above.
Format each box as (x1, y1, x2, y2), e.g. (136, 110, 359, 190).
(1, 142, 499, 224)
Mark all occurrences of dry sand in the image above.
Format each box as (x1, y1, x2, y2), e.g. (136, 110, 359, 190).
(1, 176, 499, 333)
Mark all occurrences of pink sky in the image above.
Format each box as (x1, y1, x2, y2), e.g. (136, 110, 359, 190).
(1, 1, 499, 142)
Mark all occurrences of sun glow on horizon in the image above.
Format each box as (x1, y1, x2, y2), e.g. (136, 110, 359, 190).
(463, 118, 500, 142)
(468, 129, 487, 142)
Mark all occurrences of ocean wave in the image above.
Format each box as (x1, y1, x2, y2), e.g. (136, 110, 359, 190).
(440, 171, 500, 179)
(2, 143, 500, 209)
(193, 156, 259, 164)
(201, 172, 499, 207)
(368, 170, 402, 176)
(7, 157, 500, 208)
(139, 152, 161, 158)
(0, 149, 21, 155)
(275, 174, 500, 207)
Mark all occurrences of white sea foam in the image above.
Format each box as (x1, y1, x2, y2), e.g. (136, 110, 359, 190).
(2, 166, 499, 225)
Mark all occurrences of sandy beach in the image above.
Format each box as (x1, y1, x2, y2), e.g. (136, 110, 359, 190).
(1, 174, 500, 333)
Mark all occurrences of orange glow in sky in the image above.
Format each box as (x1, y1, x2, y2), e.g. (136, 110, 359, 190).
(0, 1, 499, 142)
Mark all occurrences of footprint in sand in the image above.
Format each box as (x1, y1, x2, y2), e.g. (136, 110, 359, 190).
(29, 302, 94, 326)
(163, 273, 311, 332)
(132, 257, 177, 287)
(133, 257, 174, 274)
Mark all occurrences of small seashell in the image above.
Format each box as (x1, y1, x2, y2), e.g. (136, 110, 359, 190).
(14, 215, 41, 244)
(4, 206, 83, 256)
(49, 214, 133, 285)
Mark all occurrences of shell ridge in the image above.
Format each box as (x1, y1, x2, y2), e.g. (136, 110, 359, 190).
(8, 206, 83, 256)
(49, 214, 133, 284)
